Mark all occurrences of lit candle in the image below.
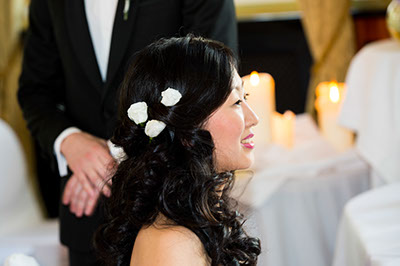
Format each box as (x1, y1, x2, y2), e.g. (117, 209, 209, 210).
(271, 110, 295, 149)
(242, 71, 275, 147)
(315, 81, 354, 151)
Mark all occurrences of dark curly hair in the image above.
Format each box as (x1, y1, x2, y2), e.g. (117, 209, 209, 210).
(95, 36, 261, 265)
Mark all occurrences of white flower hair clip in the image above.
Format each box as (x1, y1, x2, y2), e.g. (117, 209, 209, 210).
(145, 120, 167, 138)
(161, 87, 182, 106)
(127, 102, 148, 125)
(127, 88, 182, 140)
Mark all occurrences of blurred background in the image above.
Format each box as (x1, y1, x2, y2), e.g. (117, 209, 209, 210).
(1, 0, 399, 265)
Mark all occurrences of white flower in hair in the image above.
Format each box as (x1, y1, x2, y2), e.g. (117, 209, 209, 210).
(4, 253, 40, 266)
(127, 102, 148, 124)
(161, 87, 182, 107)
(107, 140, 126, 163)
(145, 120, 166, 138)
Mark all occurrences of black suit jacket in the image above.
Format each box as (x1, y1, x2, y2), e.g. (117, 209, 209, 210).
(18, 0, 237, 253)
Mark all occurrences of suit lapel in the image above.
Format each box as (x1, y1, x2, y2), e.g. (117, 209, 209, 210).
(104, 0, 138, 93)
(65, 0, 103, 93)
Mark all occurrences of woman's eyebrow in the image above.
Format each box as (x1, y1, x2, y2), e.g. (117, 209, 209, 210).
(238, 80, 245, 94)
(234, 80, 244, 91)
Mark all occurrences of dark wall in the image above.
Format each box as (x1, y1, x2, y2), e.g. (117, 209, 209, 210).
(238, 19, 313, 114)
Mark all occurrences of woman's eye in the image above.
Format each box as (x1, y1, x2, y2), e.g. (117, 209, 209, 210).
(235, 99, 242, 105)
(244, 93, 249, 101)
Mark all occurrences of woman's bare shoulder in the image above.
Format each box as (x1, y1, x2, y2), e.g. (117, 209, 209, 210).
(130, 216, 210, 265)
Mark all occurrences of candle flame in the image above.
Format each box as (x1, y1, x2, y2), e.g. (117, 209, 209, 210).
(250, 71, 260, 86)
(329, 82, 340, 103)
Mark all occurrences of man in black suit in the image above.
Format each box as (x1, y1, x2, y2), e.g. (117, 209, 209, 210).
(18, 0, 237, 265)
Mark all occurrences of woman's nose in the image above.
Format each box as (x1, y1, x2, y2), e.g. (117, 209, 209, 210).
(244, 102, 259, 128)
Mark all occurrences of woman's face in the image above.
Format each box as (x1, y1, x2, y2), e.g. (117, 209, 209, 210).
(204, 69, 259, 172)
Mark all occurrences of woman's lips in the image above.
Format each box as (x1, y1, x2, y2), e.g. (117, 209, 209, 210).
(241, 142, 255, 149)
(242, 133, 254, 140)
(241, 134, 255, 149)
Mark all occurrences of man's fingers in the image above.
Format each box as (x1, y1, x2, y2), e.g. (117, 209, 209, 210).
(102, 162, 115, 187)
(62, 175, 78, 205)
(84, 194, 99, 216)
(94, 162, 113, 196)
(71, 182, 83, 215)
(69, 180, 83, 215)
(76, 171, 96, 197)
(86, 168, 111, 197)
(97, 155, 116, 185)
(93, 158, 111, 180)
(105, 176, 113, 186)
(63, 176, 99, 218)
(74, 189, 89, 217)
(101, 183, 111, 197)
(97, 178, 111, 197)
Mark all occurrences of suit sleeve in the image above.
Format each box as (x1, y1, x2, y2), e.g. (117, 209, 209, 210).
(18, 0, 74, 163)
(181, 0, 238, 54)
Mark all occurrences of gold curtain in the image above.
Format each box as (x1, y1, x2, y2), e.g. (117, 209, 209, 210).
(0, 0, 42, 212)
(297, 0, 356, 114)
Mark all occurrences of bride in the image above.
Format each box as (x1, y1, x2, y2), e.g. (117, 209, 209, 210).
(95, 36, 261, 266)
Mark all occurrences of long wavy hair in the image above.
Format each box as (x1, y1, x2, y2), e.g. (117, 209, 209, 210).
(95, 36, 261, 265)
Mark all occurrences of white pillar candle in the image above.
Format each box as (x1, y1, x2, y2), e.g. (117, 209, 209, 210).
(315, 81, 354, 152)
(242, 71, 275, 147)
(271, 110, 295, 149)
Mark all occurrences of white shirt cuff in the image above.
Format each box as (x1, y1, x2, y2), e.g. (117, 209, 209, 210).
(54, 127, 82, 177)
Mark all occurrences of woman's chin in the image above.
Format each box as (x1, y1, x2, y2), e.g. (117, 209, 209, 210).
(235, 161, 254, 172)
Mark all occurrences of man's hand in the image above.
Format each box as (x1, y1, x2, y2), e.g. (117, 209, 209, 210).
(61, 131, 114, 199)
(62, 174, 99, 217)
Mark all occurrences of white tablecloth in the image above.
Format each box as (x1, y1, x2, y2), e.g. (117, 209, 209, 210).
(0, 220, 67, 266)
(339, 39, 400, 185)
(232, 114, 370, 266)
(333, 183, 400, 266)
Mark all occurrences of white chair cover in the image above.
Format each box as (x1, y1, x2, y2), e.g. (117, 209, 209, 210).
(0, 119, 42, 236)
(339, 39, 400, 184)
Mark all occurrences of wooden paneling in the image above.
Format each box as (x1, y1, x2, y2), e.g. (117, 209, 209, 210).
(354, 14, 391, 51)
